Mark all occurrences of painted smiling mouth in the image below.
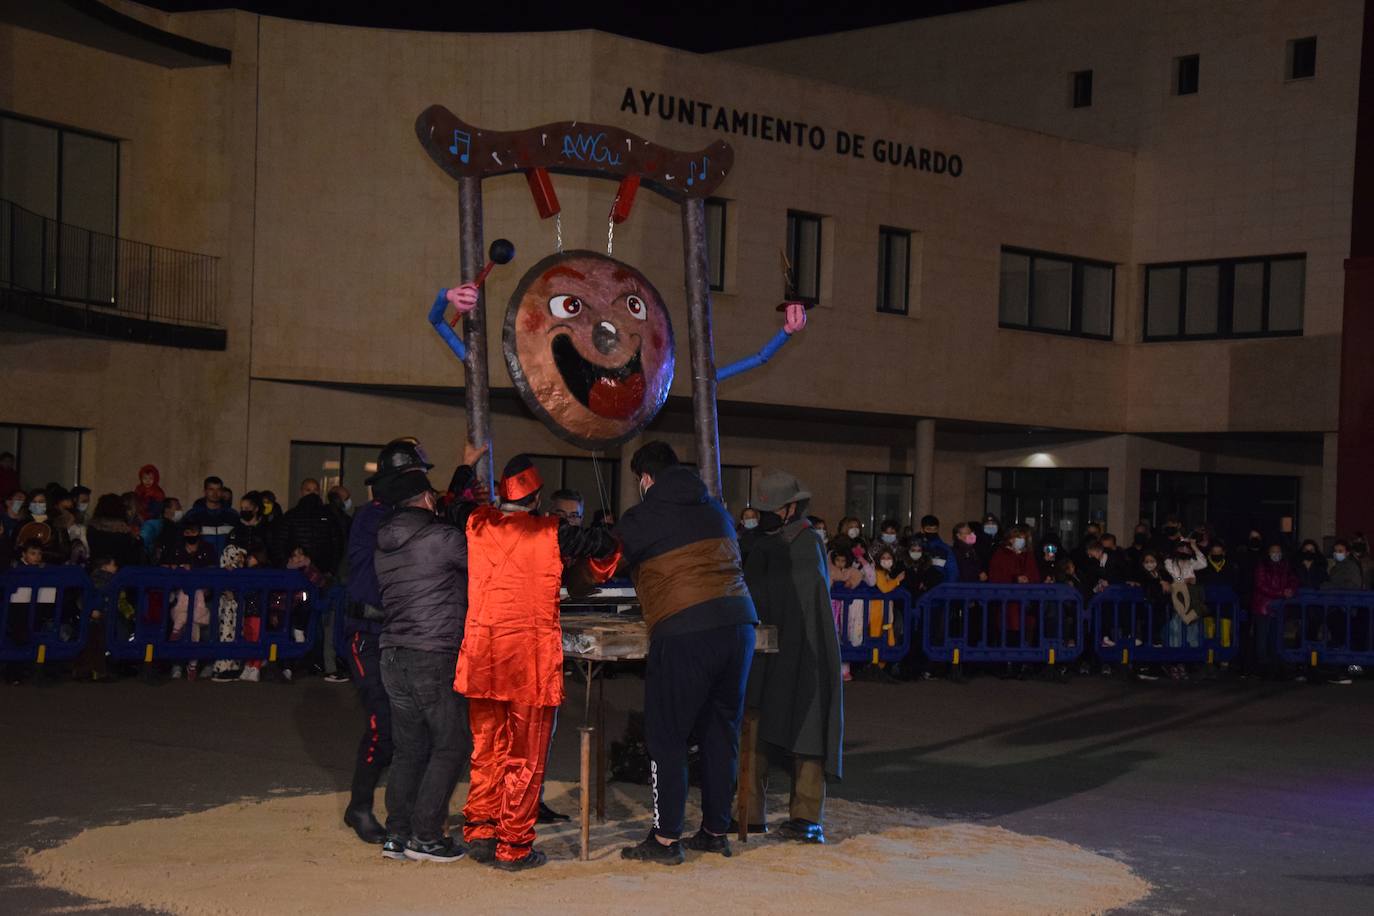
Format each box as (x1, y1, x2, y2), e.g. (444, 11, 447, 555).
(552, 334, 646, 420)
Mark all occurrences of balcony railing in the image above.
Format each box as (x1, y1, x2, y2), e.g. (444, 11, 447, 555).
(0, 197, 219, 328)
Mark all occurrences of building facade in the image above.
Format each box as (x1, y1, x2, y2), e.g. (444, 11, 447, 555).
(0, 0, 1365, 548)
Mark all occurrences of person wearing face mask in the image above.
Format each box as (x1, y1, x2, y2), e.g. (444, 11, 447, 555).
(738, 507, 765, 562)
(147, 498, 184, 562)
(327, 485, 355, 562)
(916, 515, 958, 583)
(1323, 539, 1364, 591)
(1319, 540, 1365, 684)
(1129, 550, 1172, 681)
(71, 486, 91, 524)
(168, 523, 218, 680)
(872, 545, 906, 594)
(3, 488, 29, 543)
(22, 490, 69, 565)
(613, 442, 758, 865)
(1249, 542, 1298, 680)
(86, 493, 145, 568)
(875, 519, 901, 554)
(807, 516, 828, 547)
(832, 517, 866, 557)
(988, 527, 1039, 656)
(1293, 539, 1328, 590)
(951, 522, 987, 583)
(740, 469, 843, 847)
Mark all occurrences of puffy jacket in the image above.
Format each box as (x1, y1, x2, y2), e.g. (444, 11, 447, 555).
(987, 545, 1039, 584)
(615, 465, 757, 637)
(279, 493, 343, 574)
(181, 499, 240, 555)
(375, 506, 468, 653)
(1252, 559, 1298, 616)
(1323, 557, 1365, 591)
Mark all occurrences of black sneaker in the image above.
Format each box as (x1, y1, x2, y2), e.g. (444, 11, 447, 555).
(467, 837, 497, 864)
(381, 835, 408, 860)
(494, 848, 548, 871)
(620, 830, 684, 865)
(344, 806, 387, 844)
(404, 836, 466, 863)
(536, 801, 571, 823)
(684, 829, 732, 857)
(776, 818, 826, 844)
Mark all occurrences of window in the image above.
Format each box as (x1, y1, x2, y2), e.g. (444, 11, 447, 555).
(1140, 470, 1300, 546)
(528, 454, 620, 518)
(785, 210, 822, 304)
(1071, 70, 1093, 108)
(1287, 37, 1317, 80)
(876, 227, 911, 314)
(0, 423, 83, 492)
(845, 471, 912, 535)
(680, 462, 752, 514)
(1175, 55, 1200, 95)
(985, 467, 1107, 550)
(0, 112, 117, 233)
(998, 247, 1115, 339)
(1143, 255, 1305, 341)
(289, 441, 385, 500)
(705, 198, 727, 291)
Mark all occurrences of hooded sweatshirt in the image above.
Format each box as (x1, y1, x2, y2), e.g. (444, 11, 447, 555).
(614, 464, 758, 637)
(134, 464, 165, 522)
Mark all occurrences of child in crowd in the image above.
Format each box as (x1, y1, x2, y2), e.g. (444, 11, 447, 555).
(72, 555, 119, 682)
(210, 544, 250, 683)
(168, 524, 217, 680)
(133, 465, 165, 522)
(873, 545, 905, 593)
(828, 547, 874, 682)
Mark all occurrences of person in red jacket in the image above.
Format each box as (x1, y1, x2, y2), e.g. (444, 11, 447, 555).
(454, 454, 620, 870)
(1250, 542, 1298, 679)
(987, 525, 1041, 651)
(134, 464, 165, 522)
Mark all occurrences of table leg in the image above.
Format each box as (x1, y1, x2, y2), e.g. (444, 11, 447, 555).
(736, 712, 754, 844)
(579, 725, 592, 861)
(596, 669, 606, 822)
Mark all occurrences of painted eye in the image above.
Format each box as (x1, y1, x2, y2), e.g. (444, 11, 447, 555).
(549, 295, 583, 319)
(625, 294, 647, 320)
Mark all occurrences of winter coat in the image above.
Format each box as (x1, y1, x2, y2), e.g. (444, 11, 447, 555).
(279, 493, 343, 575)
(953, 541, 985, 583)
(614, 465, 757, 638)
(987, 545, 1039, 585)
(181, 499, 240, 555)
(1251, 559, 1298, 616)
(1293, 556, 1328, 590)
(85, 516, 144, 568)
(346, 499, 387, 610)
(375, 506, 468, 654)
(1323, 557, 1365, 591)
(134, 464, 165, 522)
(920, 534, 959, 582)
(744, 518, 843, 780)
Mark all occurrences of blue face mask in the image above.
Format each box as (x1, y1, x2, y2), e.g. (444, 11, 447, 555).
(30, 502, 46, 517)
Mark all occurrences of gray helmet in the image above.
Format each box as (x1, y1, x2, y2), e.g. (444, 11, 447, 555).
(365, 437, 433, 485)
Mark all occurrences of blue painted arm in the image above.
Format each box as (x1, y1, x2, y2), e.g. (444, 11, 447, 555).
(428, 289, 467, 363)
(718, 328, 791, 382)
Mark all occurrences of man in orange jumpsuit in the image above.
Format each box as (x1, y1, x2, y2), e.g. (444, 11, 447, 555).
(454, 454, 619, 870)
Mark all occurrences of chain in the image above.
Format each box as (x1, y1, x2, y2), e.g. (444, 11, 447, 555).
(555, 213, 563, 253)
(607, 217, 615, 255)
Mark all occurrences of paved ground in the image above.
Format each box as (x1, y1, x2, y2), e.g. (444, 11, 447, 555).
(2, 669, 1371, 914)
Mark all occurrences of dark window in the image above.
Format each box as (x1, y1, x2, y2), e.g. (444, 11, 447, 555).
(679, 462, 752, 514)
(1176, 55, 1200, 95)
(289, 441, 385, 498)
(876, 227, 911, 314)
(785, 210, 822, 304)
(528, 454, 621, 518)
(1140, 470, 1300, 545)
(1143, 255, 1305, 341)
(0, 423, 83, 492)
(1288, 36, 1317, 80)
(705, 197, 727, 291)
(0, 111, 118, 234)
(985, 467, 1108, 550)
(845, 471, 913, 535)
(1071, 69, 1093, 108)
(998, 247, 1115, 340)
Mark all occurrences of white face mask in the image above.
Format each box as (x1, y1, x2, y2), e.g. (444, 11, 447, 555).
(931, 556, 947, 568)
(983, 524, 998, 536)
(814, 528, 826, 540)
(741, 518, 759, 530)
(1143, 562, 1158, 572)
(880, 559, 894, 570)
(77, 501, 89, 514)
(1333, 551, 1348, 562)
(846, 527, 860, 539)
(909, 550, 922, 560)
(1012, 537, 1026, 551)
(1269, 553, 1283, 563)
(172, 510, 185, 522)
(881, 533, 897, 544)
(7, 500, 22, 514)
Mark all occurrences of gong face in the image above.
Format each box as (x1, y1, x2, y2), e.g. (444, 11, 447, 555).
(504, 250, 675, 449)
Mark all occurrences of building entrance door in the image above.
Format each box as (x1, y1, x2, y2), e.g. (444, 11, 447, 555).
(984, 468, 1108, 549)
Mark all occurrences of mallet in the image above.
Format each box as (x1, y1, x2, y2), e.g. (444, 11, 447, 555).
(450, 238, 516, 327)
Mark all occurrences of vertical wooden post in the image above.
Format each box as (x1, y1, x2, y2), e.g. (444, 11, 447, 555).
(579, 725, 593, 860)
(596, 670, 607, 822)
(458, 176, 495, 496)
(680, 197, 722, 501)
(736, 712, 754, 843)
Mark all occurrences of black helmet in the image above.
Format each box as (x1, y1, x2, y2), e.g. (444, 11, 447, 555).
(366, 437, 433, 484)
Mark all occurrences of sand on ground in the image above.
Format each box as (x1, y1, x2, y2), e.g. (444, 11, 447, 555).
(22, 781, 1149, 915)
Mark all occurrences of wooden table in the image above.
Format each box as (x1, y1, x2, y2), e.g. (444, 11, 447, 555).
(560, 593, 776, 860)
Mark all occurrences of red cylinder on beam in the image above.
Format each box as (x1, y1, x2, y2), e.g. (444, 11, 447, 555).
(525, 167, 560, 219)
(610, 174, 640, 225)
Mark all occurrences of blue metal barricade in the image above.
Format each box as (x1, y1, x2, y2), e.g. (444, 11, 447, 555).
(105, 567, 320, 663)
(0, 566, 100, 664)
(1089, 584, 1241, 667)
(1271, 589, 1374, 668)
(831, 586, 912, 664)
(919, 583, 1084, 665)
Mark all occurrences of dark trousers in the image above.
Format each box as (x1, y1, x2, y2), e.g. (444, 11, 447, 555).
(347, 631, 394, 808)
(644, 623, 755, 840)
(380, 646, 471, 842)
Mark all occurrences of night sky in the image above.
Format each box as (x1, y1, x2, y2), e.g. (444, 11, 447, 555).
(142, 0, 1020, 53)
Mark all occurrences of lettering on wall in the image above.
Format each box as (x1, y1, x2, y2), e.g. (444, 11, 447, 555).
(618, 86, 964, 179)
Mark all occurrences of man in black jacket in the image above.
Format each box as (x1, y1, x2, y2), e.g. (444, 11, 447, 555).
(373, 466, 470, 864)
(614, 442, 758, 865)
(281, 492, 343, 576)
